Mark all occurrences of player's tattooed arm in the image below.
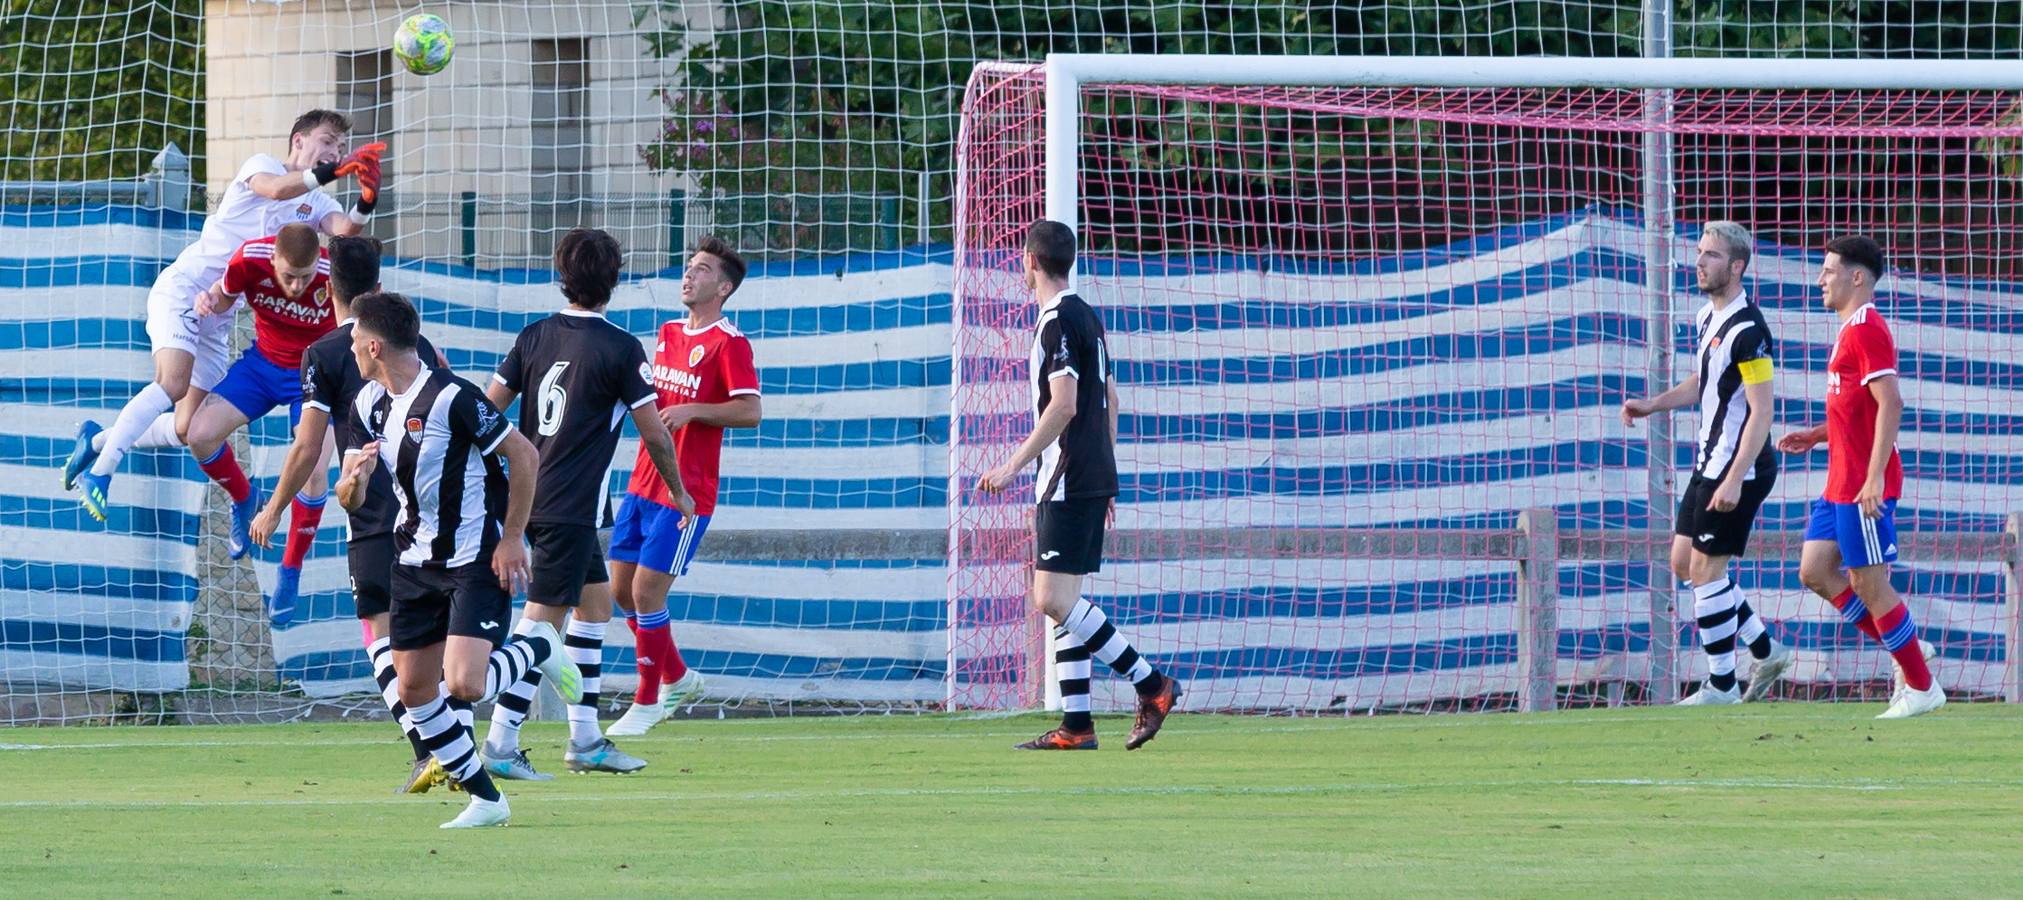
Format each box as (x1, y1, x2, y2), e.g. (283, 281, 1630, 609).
(630, 404, 695, 520)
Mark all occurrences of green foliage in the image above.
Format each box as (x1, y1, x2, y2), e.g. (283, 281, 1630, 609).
(637, 1, 2020, 253)
(0, 0, 205, 188)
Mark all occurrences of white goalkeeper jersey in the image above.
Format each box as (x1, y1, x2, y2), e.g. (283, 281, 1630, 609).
(161, 154, 342, 289)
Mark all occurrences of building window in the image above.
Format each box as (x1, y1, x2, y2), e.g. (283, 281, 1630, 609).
(531, 37, 589, 255)
(335, 50, 395, 247)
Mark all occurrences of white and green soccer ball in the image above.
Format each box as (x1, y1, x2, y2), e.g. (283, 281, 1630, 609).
(393, 13, 454, 76)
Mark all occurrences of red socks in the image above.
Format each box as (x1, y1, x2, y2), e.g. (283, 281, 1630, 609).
(282, 493, 327, 569)
(632, 609, 673, 705)
(1833, 588, 1934, 692)
(1873, 604, 1934, 691)
(197, 444, 251, 504)
(627, 610, 690, 704)
(1830, 588, 1883, 641)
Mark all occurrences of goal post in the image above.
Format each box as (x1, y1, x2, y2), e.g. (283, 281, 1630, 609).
(951, 54, 2023, 713)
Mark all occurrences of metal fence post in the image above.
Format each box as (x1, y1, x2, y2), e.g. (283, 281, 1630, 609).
(668, 188, 686, 268)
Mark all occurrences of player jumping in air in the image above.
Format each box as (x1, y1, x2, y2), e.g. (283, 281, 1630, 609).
(249, 235, 455, 793)
(1777, 236, 1944, 719)
(478, 228, 693, 778)
(336, 291, 579, 828)
(980, 220, 1180, 751)
(64, 110, 383, 521)
(1622, 221, 1793, 704)
(604, 236, 761, 737)
(169, 225, 337, 623)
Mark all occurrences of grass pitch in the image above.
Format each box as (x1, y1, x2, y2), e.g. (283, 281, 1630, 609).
(1, 705, 2018, 897)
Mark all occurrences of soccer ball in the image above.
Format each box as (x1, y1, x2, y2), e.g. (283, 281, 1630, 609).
(393, 13, 454, 76)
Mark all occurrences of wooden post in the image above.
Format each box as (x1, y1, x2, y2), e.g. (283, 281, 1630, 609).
(1516, 508, 1559, 712)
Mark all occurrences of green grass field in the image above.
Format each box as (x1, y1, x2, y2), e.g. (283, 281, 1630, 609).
(2, 705, 2019, 897)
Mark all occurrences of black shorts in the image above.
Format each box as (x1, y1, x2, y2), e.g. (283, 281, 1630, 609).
(389, 561, 512, 651)
(348, 533, 397, 619)
(1674, 471, 1777, 558)
(526, 522, 608, 608)
(1035, 498, 1108, 575)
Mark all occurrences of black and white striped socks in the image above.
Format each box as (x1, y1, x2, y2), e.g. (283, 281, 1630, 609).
(367, 637, 430, 761)
(1055, 625, 1093, 732)
(484, 622, 547, 753)
(565, 620, 607, 747)
(481, 632, 552, 702)
(409, 691, 500, 801)
(1061, 598, 1161, 698)
(1694, 579, 1742, 691)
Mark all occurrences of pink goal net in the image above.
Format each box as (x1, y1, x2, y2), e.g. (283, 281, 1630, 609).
(950, 64, 2023, 712)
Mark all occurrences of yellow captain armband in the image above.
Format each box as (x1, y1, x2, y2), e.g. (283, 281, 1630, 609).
(1737, 357, 1774, 385)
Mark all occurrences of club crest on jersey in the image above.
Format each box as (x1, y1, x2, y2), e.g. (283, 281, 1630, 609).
(296, 202, 313, 216)
(688, 345, 707, 368)
(405, 416, 425, 441)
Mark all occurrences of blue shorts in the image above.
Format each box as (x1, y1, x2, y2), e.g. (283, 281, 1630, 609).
(209, 345, 302, 426)
(1804, 497, 1899, 570)
(608, 493, 710, 577)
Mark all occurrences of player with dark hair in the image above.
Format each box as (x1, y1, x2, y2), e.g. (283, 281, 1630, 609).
(65, 110, 384, 523)
(981, 220, 1181, 751)
(604, 235, 760, 737)
(1778, 236, 1943, 719)
(250, 236, 455, 793)
(477, 228, 692, 777)
(338, 291, 579, 828)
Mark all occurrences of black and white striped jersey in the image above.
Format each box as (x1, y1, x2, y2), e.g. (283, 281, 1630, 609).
(1029, 290, 1118, 503)
(301, 320, 443, 540)
(352, 368, 516, 568)
(1691, 293, 1777, 483)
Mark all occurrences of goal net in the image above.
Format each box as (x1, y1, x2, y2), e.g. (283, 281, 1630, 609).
(950, 57, 2023, 712)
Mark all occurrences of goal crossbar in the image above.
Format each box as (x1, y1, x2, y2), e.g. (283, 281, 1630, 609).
(1041, 54, 2023, 230)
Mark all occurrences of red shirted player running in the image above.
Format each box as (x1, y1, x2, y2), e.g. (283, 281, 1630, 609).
(605, 236, 763, 737)
(185, 224, 340, 624)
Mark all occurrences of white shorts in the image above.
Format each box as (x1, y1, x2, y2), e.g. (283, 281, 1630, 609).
(144, 271, 232, 392)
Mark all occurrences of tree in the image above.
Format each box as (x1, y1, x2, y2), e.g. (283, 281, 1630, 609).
(0, 0, 205, 191)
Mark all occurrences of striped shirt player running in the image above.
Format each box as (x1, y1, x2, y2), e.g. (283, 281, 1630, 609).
(335, 292, 582, 828)
(250, 236, 455, 794)
(478, 228, 693, 778)
(65, 110, 381, 521)
(605, 235, 763, 737)
(1777, 236, 1943, 719)
(979, 220, 1180, 751)
(1622, 222, 1793, 705)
